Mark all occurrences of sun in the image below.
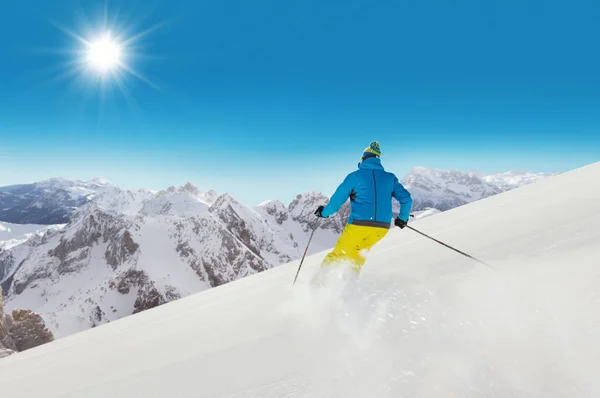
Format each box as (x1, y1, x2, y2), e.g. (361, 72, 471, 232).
(48, 2, 164, 100)
(85, 32, 123, 74)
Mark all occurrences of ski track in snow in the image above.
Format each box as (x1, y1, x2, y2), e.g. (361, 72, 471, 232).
(0, 163, 598, 397)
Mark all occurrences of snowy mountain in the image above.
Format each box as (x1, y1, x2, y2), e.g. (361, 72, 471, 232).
(0, 168, 552, 225)
(0, 178, 223, 224)
(0, 167, 552, 339)
(400, 166, 554, 212)
(0, 186, 345, 338)
(0, 162, 597, 397)
(477, 169, 558, 191)
(0, 222, 65, 251)
(0, 178, 115, 224)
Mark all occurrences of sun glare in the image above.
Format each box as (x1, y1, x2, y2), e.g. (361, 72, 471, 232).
(85, 33, 122, 74)
(49, 3, 163, 101)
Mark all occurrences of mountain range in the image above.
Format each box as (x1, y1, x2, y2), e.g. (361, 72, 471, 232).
(0, 167, 554, 338)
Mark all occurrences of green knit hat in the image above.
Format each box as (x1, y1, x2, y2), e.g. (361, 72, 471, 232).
(362, 141, 381, 158)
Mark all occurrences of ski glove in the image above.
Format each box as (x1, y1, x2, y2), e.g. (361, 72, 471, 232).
(394, 218, 408, 229)
(314, 205, 327, 218)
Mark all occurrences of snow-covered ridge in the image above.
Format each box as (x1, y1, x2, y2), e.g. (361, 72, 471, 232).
(0, 178, 218, 224)
(401, 166, 554, 212)
(0, 222, 65, 251)
(0, 177, 115, 224)
(477, 169, 558, 190)
(0, 168, 554, 226)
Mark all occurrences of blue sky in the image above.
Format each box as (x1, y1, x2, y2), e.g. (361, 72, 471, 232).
(1, 0, 599, 205)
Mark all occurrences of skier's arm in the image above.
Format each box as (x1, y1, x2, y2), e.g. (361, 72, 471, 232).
(321, 174, 354, 218)
(392, 177, 412, 221)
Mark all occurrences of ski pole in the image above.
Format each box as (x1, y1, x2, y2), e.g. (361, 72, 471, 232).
(293, 219, 321, 285)
(405, 225, 496, 270)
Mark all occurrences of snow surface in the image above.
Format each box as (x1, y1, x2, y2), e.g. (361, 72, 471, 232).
(1, 163, 598, 397)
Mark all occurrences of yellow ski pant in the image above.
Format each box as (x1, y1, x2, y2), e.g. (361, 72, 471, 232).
(321, 223, 389, 272)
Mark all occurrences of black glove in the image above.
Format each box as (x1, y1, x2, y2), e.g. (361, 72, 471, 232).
(314, 205, 326, 218)
(394, 218, 407, 229)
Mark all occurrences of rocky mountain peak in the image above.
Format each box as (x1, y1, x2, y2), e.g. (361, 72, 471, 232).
(256, 200, 288, 225)
(181, 182, 201, 196)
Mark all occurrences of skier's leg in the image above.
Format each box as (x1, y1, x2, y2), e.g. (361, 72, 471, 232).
(312, 225, 360, 285)
(323, 224, 387, 271)
(350, 226, 389, 272)
(321, 224, 356, 266)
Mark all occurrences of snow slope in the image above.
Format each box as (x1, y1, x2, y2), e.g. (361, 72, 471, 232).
(0, 162, 598, 397)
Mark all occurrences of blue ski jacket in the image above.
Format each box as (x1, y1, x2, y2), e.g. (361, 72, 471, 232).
(321, 157, 413, 228)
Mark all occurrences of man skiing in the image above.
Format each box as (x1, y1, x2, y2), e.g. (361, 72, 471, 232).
(314, 141, 412, 276)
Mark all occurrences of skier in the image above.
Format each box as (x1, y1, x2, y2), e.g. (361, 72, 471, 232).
(313, 141, 412, 278)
